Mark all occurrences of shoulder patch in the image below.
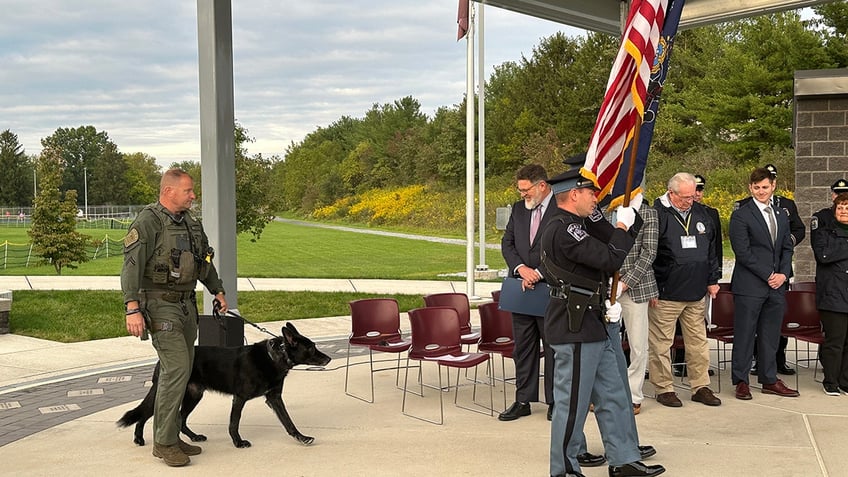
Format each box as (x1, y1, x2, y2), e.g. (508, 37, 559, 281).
(124, 228, 139, 248)
(567, 222, 587, 241)
(587, 207, 604, 223)
(810, 216, 818, 231)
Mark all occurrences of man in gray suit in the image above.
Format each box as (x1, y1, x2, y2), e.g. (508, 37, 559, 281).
(499, 164, 555, 421)
(729, 167, 799, 400)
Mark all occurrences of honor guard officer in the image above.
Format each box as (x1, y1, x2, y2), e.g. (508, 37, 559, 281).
(540, 161, 665, 477)
(122, 168, 228, 467)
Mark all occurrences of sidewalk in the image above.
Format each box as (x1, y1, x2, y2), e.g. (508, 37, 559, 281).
(0, 278, 845, 476)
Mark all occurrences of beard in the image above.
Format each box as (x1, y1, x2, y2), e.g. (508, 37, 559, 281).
(524, 197, 540, 210)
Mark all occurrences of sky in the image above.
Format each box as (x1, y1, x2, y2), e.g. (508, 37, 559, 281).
(1, 1, 584, 168)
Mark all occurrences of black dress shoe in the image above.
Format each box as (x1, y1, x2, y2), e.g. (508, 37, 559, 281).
(638, 445, 656, 459)
(577, 452, 606, 467)
(777, 364, 796, 375)
(498, 401, 530, 421)
(547, 403, 553, 421)
(608, 461, 666, 477)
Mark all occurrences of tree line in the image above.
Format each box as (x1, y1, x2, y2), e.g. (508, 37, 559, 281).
(275, 6, 847, 214)
(2, 5, 847, 243)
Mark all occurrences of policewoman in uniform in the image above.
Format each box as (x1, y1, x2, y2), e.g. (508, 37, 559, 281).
(540, 164, 664, 477)
(122, 168, 228, 467)
(810, 186, 848, 396)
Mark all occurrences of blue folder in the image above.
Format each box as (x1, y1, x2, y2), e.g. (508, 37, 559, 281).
(497, 277, 551, 317)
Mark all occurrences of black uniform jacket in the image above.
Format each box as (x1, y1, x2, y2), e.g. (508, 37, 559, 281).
(810, 208, 848, 313)
(539, 207, 640, 345)
(653, 195, 720, 302)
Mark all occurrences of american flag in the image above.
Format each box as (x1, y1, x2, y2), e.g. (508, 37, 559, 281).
(609, 0, 686, 208)
(457, 0, 470, 41)
(581, 0, 668, 202)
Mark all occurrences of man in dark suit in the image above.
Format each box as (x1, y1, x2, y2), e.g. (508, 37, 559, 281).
(499, 164, 555, 421)
(740, 164, 804, 376)
(729, 167, 799, 400)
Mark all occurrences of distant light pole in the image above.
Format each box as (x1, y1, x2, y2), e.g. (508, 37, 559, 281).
(84, 167, 88, 218)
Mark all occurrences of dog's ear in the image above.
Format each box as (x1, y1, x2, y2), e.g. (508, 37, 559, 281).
(285, 322, 299, 335)
(281, 325, 295, 345)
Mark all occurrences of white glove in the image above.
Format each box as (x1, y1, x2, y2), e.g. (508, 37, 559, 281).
(616, 206, 636, 229)
(604, 299, 622, 323)
(631, 193, 644, 208)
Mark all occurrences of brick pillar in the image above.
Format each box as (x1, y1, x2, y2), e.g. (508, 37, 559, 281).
(793, 69, 848, 282)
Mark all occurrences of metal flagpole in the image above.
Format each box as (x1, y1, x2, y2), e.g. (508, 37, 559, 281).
(465, 2, 476, 298)
(477, 2, 487, 275)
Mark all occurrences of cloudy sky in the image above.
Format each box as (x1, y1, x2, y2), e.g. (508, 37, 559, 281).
(1, 1, 584, 168)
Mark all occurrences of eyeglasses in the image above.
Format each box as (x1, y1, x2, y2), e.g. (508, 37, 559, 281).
(517, 181, 542, 194)
(672, 190, 695, 201)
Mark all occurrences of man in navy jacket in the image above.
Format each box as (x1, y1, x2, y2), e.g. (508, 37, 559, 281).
(729, 167, 799, 400)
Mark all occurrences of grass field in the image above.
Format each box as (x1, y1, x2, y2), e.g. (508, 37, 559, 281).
(2, 220, 502, 342)
(0, 221, 506, 278)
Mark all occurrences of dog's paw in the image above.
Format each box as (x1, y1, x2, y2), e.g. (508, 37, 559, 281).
(235, 439, 252, 448)
(190, 434, 208, 442)
(133, 437, 145, 446)
(297, 435, 315, 446)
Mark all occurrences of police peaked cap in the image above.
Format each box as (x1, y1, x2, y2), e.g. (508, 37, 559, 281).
(694, 174, 706, 190)
(549, 152, 596, 193)
(832, 179, 848, 193)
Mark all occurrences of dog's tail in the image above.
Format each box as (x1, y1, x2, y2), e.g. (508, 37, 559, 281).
(116, 406, 143, 428)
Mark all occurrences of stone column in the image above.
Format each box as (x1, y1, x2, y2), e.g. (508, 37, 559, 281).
(793, 69, 848, 282)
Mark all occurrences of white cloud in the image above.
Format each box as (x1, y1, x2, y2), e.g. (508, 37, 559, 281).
(0, 1, 581, 167)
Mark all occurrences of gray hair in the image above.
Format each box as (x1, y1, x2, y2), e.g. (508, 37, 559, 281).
(667, 172, 696, 193)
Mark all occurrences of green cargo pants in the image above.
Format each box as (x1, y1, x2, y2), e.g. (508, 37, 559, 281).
(146, 296, 197, 446)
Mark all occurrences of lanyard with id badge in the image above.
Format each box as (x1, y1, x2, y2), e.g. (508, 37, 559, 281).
(676, 213, 698, 249)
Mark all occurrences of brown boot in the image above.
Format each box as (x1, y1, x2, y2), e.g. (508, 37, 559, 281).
(153, 443, 190, 467)
(178, 438, 202, 456)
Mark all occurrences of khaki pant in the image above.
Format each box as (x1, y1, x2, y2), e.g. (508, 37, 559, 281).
(620, 292, 649, 404)
(648, 298, 711, 395)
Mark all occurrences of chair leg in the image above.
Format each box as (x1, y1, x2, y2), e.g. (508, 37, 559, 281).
(344, 344, 375, 403)
(455, 357, 495, 416)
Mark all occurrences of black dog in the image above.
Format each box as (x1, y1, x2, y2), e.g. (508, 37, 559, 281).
(118, 322, 331, 448)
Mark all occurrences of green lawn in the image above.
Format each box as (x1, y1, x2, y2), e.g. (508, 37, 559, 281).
(2, 220, 503, 342)
(0, 221, 506, 278)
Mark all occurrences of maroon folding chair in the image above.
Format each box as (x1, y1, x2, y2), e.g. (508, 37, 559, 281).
(402, 306, 493, 425)
(477, 302, 515, 411)
(422, 292, 481, 347)
(707, 291, 735, 393)
(345, 298, 413, 403)
(782, 290, 825, 387)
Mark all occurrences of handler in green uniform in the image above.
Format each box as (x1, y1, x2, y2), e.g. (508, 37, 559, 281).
(122, 168, 228, 467)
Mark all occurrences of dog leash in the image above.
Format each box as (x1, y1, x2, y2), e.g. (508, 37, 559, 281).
(213, 299, 280, 338)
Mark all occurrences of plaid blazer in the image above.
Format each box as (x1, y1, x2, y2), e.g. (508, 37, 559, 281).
(607, 201, 659, 303)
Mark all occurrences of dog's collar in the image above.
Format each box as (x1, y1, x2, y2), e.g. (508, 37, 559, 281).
(267, 340, 294, 368)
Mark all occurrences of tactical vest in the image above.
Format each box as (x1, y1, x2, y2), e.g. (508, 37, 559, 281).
(141, 204, 213, 292)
